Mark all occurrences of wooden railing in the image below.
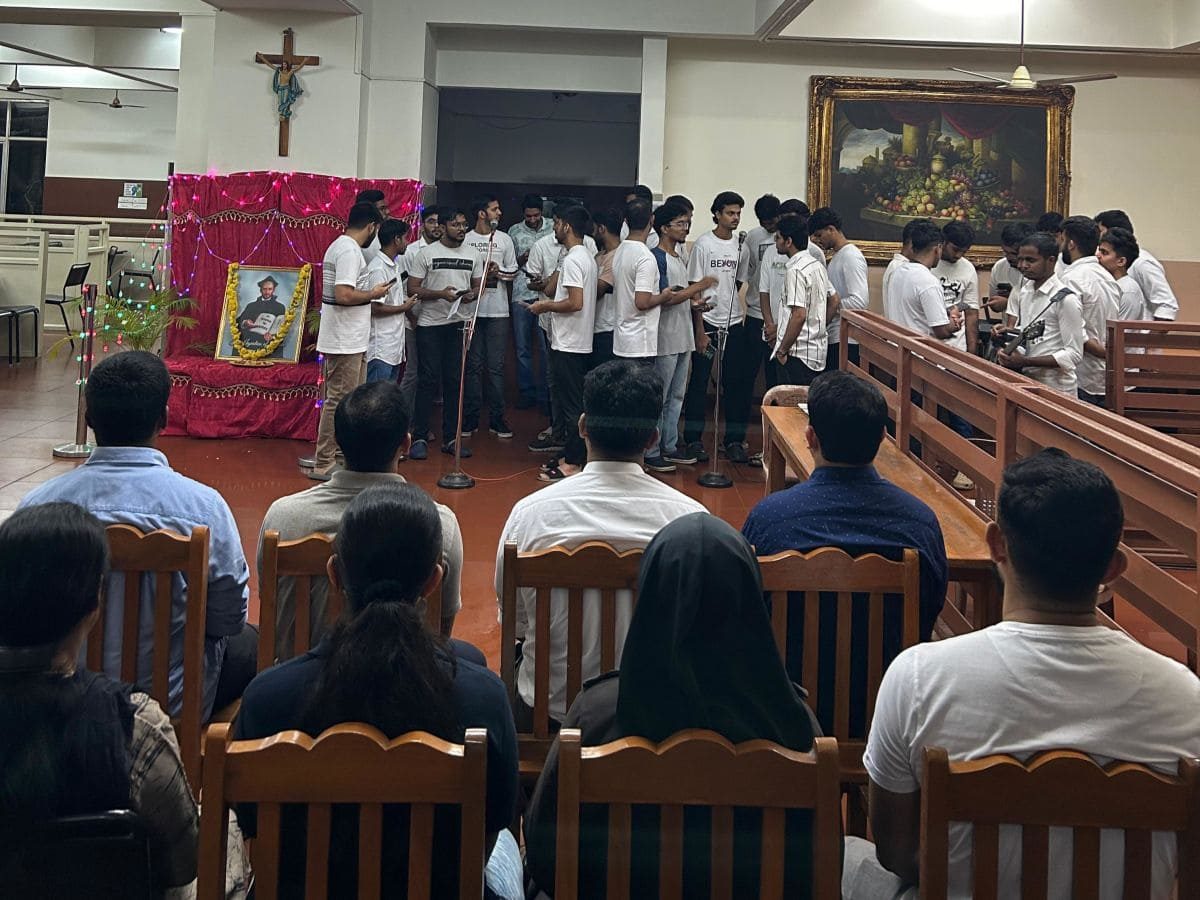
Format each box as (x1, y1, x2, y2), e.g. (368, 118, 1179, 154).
(1107, 320, 1200, 447)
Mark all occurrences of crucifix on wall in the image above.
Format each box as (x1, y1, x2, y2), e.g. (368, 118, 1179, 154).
(255, 28, 320, 157)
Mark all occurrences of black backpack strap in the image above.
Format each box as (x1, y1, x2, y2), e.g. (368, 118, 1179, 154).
(651, 246, 669, 292)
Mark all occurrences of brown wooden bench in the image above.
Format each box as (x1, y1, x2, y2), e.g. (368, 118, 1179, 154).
(1107, 320, 1200, 447)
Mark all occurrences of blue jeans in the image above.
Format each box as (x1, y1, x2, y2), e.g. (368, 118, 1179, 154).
(365, 358, 398, 383)
(648, 351, 690, 458)
(511, 299, 549, 403)
(484, 829, 524, 900)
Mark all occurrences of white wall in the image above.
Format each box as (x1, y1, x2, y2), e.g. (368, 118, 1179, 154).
(663, 39, 1200, 261)
(1176, 0, 1200, 48)
(45, 88, 176, 180)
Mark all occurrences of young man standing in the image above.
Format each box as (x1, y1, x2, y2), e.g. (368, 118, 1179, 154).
(463, 194, 518, 438)
(313, 201, 391, 480)
(406, 208, 484, 460)
(619, 184, 659, 249)
(737, 194, 782, 385)
(881, 217, 932, 314)
(591, 206, 624, 367)
(611, 200, 682, 370)
(363, 219, 417, 384)
(993, 231, 1084, 398)
(883, 221, 957, 343)
(771, 216, 836, 386)
(1097, 227, 1148, 321)
(1060, 216, 1120, 406)
(355, 188, 389, 264)
(983, 223, 1035, 356)
(508, 194, 554, 411)
(808, 206, 868, 370)
(1094, 209, 1178, 321)
(758, 199, 810, 389)
(682, 191, 751, 464)
(932, 221, 980, 355)
(396, 207, 443, 421)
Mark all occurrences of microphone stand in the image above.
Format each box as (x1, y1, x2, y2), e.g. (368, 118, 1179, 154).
(438, 227, 496, 490)
(697, 231, 743, 489)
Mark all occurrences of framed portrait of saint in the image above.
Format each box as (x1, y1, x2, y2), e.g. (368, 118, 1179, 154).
(215, 263, 311, 364)
(807, 75, 1073, 264)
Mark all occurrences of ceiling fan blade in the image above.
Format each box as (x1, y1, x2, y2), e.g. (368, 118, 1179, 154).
(1036, 73, 1118, 86)
(78, 100, 110, 105)
(120, 104, 146, 108)
(947, 66, 1011, 84)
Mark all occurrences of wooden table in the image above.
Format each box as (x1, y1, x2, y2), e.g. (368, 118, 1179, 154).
(762, 405, 999, 631)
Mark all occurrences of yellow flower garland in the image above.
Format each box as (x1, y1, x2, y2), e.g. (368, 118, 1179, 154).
(223, 262, 311, 360)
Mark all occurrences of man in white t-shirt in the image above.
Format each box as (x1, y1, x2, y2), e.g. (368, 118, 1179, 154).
(1061, 216, 1121, 405)
(931, 221, 980, 355)
(611, 199, 681, 365)
(591, 206, 624, 368)
(396, 207, 443, 420)
(808, 206, 868, 371)
(526, 206, 598, 477)
(757, 200, 810, 394)
(312, 201, 390, 480)
(354, 188, 389, 265)
(772, 216, 836, 384)
(844, 448, 1200, 900)
(363, 219, 416, 384)
(1095, 210, 1179, 321)
(618, 184, 659, 250)
(463, 194, 519, 439)
(736, 194, 782, 389)
(405, 208, 484, 461)
(883, 221, 957, 342)
(983, 223, 1035, 359)
(881, 217, 933, 317)
(1097, 227, 1148, 321)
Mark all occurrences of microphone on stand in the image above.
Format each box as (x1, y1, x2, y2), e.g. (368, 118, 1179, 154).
(698, 230, 745, 490)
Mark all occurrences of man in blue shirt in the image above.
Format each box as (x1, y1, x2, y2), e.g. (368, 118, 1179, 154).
(742, 371, 947, 736)
(20, 351, 253, 720)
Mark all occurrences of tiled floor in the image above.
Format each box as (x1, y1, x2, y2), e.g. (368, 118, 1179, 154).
(2, 344, 1187, 669)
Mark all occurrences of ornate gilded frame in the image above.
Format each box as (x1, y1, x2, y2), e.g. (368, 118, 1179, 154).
(807, 75, 1074, 265)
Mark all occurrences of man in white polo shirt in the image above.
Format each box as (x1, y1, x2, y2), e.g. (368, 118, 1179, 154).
(772, 216, 837, 384)
(1094, 209, 1178, 321)
(312, 201, 390, 480)
(1060, 216, 1120, 406)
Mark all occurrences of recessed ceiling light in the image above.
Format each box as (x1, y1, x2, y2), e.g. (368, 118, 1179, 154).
(160, 26, 183, 35)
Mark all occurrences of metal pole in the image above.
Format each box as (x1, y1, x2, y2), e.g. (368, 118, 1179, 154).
(697, 324, 733, 488)
(54, 283, 99, 459)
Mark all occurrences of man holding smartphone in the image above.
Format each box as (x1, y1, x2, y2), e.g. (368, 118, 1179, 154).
(983, 223, 1034, 358)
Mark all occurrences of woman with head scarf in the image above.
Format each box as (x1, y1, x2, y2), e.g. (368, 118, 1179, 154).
(524, 511, 827, 898)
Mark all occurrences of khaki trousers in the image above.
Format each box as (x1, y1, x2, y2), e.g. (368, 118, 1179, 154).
(314, 352, 366, 473)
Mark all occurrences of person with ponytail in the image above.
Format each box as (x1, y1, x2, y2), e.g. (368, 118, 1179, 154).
(0, 502, 200, 896)
(235, 484, 521, 899)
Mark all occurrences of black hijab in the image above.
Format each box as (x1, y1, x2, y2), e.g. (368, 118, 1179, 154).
(616, 513, 816, 751)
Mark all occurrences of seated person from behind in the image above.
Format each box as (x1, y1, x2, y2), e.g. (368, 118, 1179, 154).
(495, 359, 707, 726)
(742, 371, 948, 735)
(0, 502, 199, 896)
(844, 449, 1200, 899)
(258, 381, 465, 661)
(18, 351, 253, 720)
(524, 512, 826, 899)
(235, 484, 520, 900)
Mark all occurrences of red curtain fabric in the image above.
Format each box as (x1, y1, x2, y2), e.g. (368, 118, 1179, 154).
(941, 104, 1015, 140)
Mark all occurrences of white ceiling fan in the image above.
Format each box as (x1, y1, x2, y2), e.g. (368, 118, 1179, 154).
(4, 65, 60, 102)
(79, 90, 146, 110)
(948, 0, 1117, 90)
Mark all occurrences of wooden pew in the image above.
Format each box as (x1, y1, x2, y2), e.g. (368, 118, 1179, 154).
(1107, 320, 1200, 446)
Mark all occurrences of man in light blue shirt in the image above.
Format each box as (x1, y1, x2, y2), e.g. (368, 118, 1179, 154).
(508, 193, 554, 411)
(20, 351, 253, 720)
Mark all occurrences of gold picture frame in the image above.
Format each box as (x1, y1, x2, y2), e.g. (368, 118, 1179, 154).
(807, 75, 1074, 264)
(214, 263, 311, 365)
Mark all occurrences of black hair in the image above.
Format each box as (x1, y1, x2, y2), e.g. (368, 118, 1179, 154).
(628, 184, 654, 202)
(775, 216, 808, 248)
(1000, 222, 1036, 248)
(1035, 211, 1064, 233)
(807, 372, 886, 465)
(347, 201, 384, 230)
(1094, 209, 1134, 233)
(652, 201, 690, 235)
(1100, 226, 1140, 268)
(779, 198, 810, 218)
(335, 382, 411, 472)
(1062, 215, 1101, 257)
(753, 194, 781, 221)
(806, 207, 842, 234)
(444, 208, 469, 226)
(84, 350, 169, 445)
(942, 220, 975, 249)
(558, 205, 592, 240)
(355, 189, 386, 206)
(710, 191, 745, 215)
(998, 449, 1123, 609)
(900, 217, 933, 245)
(521, 194, 544, 212)
(468, 194, 498, 224)
(419, 206, 439, 223)
(583, 360, 663, 458)
(0, 502, 109, 818)
(1021, 232, 1061, 259)
(908, 220, 944, 254)
(377, 218, 409, 248)
(301, 484, 459, 741)
(624, 199, 653, 232)
(663, 194, 694, 212)
(592, 206, 623, 237)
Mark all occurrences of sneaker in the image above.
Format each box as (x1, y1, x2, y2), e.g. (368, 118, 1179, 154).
(441, 440, 473, 459)
(409, 439, 428, 460)
(951, 471, 975, 491)
(490, 419, 514, 439)
(537, 425, 553, 440)
(724, 442, 749, 464)
(644, 455, 677, 473)
(685, 441, 710, 463)
(663, 447, 698, 465)
(307, 470, 332, 482)
(461, 426, 477, 437)
(528, 435, 565, 453)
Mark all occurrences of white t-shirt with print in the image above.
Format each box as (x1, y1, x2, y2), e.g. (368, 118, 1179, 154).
(933, 256, 980, 352)
(408, 241, 485, 328)
(463, 229, 518, 318)
(759, 243, 788, 327)
(865, 621, 1200, 900)
(688, 231, 742, 328)
(317, 234, 371, 355)
(826, 242, 869, 344)
(736, 225, 775, 319)
(549, 244, 598, 354)
(776, 252, 831, 372)
(612, 240, 660, 359)
(364, 252, 406, 366)
(657, 248, 695, 357)
(884, 260, 950, 338)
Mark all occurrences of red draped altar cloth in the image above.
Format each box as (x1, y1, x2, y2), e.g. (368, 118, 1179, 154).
(164, 171, 421, 440)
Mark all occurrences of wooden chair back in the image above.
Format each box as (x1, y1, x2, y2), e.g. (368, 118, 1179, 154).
(89, 524, 209, 791)
(500, 541, 643, 775)
(1107, 320, 1200, 447)
(553, 729, 843, 900)
(258, 531, 342, 671)
(197, 723, 489, 900)
(920, 747, 1200, 899)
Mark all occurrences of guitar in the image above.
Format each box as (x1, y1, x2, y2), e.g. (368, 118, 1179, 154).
(986, 319, 1046, 364)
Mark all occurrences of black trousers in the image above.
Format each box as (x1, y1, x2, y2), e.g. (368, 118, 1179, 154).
(773, 356, 821, 387)
(212, 622, 259, 714)
(549, 349, 589, 457)
(413, 322, 465, 444)
(682, 321, 756, 447)
(589, 330, 615, 370)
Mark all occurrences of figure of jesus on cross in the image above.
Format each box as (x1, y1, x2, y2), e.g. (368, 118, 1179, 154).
(255, 28, 320, 157)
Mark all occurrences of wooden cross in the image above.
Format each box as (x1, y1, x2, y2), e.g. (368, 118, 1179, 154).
(255, 28, 320, 157)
